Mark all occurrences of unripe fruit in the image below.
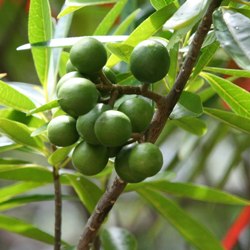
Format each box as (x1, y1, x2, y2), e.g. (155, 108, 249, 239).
(94, 110, 132, 147)
(72, 141, 109, 176)
(70, 37, 107, 75)
(56, 71, 83, 94)
(76, 103, 111, 145)
(114, 143, 145, 183)
(47, 115, 79, 147)
(66, 59, 76, 73)
(57, 77, 99, 117)
(118, 97, 154, 132)
(130, 40, 170, 83)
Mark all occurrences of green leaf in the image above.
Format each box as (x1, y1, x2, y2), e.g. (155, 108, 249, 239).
(31, 124, 48, 137)
(0, 214, 71, 246)
(170, 91, 203, 119)
(28, 0, 53, 86)
(138, 189, 224, 250)
(204, 108, 250, 134)
(213, 8, 250, 70)
(58, 0, 117, 18)
(201, 72, 250, 118)
(150, 0, 177, 10)
(94, 0, 128, 35)
(101, 227, 137, 250)
(163, 0, 209, 30)
(171, 117, 207, 136)
(106, 43, 133, 63)
(0, 80, 36, 112)
(0, 119, 44, 150)
(128, 180, 250, 205)
(107, 3, 177, 67)
(0, 182, 45, 203)
(28, 99, 59, 115)
(64, 174, 103, 212)
(204, 66, 250, 78)
(48, 145, 74, 166)
(59, 51, 70, 77)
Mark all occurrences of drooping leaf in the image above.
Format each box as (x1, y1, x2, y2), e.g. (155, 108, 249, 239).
(94, 0, 128, 35)
(163, 0, 209, 30)
(201, 72, 250, 118)
(28, 0, 53, 86)
(150, 0, 177, 10)
(128, 180, 250, 206)
(204, 108, 250, 134)
(64, 174, 103, 212)
(107, 3, 177, 67)
(48, 145, 74, 166)
(213, 8, 250, 70)
(101, 227, 137, 250)
(28, 99, 59, 115)
(0, 80, 36, 112)
(58, 0, 117, 18)
(138, 189, 224, 250)
(0, 119, 44, 150)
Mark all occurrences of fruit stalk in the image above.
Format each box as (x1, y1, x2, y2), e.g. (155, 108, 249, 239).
(77, 0, 222, 249)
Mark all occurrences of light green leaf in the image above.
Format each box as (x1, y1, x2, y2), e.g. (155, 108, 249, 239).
(0, 80, 36, 112)
(138, 189, 224, 250)
(28, 0, 52, 86)
(65, 174, 103, 212)
(59, 51, 70, 77)
(107, 3, 177, 67)
(94, 0, 127, 35)
(163, 0, 209, 30)
(0, 119, 44, 150)
(31, 124, 48, 137)
(0, 182, 44, 203)
(150, 0, 177, 10)
(213, 8, 250, 70)
(58, 0, 117, 18)
(204, 66, 250, 78)
(28, 99, 59, 115)
(171, 117, 207, 136)
(204, 108, 250, 134)
(48, 145, 74, 166)
(101, 227, 137, 250)
(128, 180, 250, 205)
(106, 43, 133, 63)
(201, 72, 250, 118)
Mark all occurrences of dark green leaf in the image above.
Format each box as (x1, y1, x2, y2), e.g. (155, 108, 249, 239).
(28, 99, 59, 115)
(213, 8, 250, 70)
(138, 189, 224, 250)
(101, 227, 137, 250)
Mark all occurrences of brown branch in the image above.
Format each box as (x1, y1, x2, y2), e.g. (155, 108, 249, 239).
(77, 1, 222, 249)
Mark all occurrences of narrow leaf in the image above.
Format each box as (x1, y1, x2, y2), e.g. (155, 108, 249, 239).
(139, 189, 224, 250)
(0, 80, 36, 112)
(28, 99, 59, 115)
(48, 145, 74, 166)
(204, 108, 250, 134)
(150, 0, 177, 10)
(213, 8, 250, 70)
(28, 0, 52, 86)
(204, 67, 250, 78)
(201, 72, 250, 118)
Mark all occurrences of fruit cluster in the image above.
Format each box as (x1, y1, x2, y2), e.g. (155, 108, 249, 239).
(47, 37, 170, 183)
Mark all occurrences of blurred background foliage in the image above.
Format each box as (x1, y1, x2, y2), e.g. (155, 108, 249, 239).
(0, 0, 250, 250)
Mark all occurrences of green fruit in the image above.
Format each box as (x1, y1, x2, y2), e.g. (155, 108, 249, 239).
(118, 97, 154, 132)
(94, 110, 132, 147)
(70, 37, 107, 75)
(72, 141, 109, 176)
(130, 40, 170, 83)
(115, 143, 145, 183)
(47, 115, 79, 147)
(66, 59, 76, 73)
(76, 103, 111, 145)
(56, 71, 83, 94)
(57, 77, 99, 117)
(129, 143, 163, 178)
(103, 66, 116, 84)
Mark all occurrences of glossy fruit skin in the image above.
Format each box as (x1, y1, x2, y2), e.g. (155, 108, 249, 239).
(72, 141, 109, 176)
(76, 103, 111, 145)
(94, 110, 132, 147)
(66, 59, 76, 73)
(114, 143, 145, 183)
(129, 143, 163, 178)
(56, 71, 83, 94)
(130, 40, 170, 83)
(47, 115, 79, 147)
(118, 97, 154, 132)
(57, 77, 99, 117)
(70, 37, 107, 75)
